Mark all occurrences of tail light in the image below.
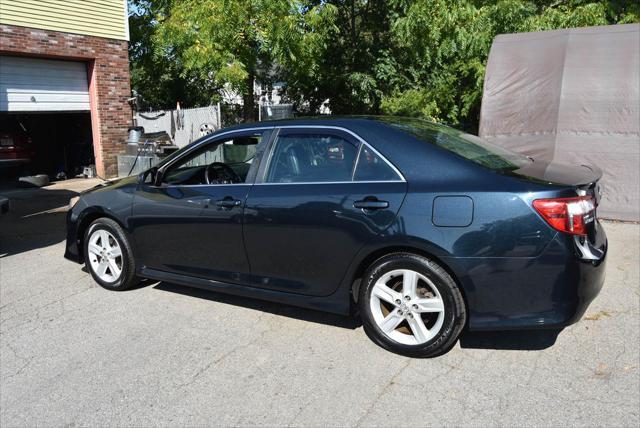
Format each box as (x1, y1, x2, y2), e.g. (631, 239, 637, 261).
(532, 196, 595, 236)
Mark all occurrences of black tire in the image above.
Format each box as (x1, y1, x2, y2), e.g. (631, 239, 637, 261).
(359, 252, 466, 358)
(83, 217, 139, 291)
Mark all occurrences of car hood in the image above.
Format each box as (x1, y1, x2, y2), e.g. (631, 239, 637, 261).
(82, 175, 138, 195)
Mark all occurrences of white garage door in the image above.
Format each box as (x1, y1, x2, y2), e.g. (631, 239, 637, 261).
(0, 56, 90, 112)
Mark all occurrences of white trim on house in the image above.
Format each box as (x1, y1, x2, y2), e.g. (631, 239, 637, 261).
(123, 0, 130, 41)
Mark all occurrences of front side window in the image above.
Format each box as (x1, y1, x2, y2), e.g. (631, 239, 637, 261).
(265, 133, 358, 183)
(162, 133, 262, 185)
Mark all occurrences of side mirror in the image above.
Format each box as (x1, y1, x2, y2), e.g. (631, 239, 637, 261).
(139, 167, 158, 185)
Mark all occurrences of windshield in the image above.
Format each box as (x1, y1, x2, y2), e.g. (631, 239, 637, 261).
(381, 117, 531, 171)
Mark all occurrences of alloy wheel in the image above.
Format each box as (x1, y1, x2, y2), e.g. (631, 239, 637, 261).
(369, 268, 445, 345)
(87, 229, 123, 283)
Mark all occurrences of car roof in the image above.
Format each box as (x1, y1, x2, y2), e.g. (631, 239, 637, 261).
(210, 116, 499, 185)
(223, 115, 452, 130)
(221, 115, 384, 131)
(217, 117, 455, 180)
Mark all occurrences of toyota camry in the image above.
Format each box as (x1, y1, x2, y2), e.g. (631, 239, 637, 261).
(65, 117, 607, 357)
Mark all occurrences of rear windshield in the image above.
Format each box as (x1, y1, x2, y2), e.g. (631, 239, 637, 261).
(382, 117, 530, 171)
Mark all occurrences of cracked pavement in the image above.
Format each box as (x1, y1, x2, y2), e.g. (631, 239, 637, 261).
(1, 179, 638, 426)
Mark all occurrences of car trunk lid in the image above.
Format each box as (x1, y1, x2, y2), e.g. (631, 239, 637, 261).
(513, 159, 601, 186)
(513, 159, 602, 204)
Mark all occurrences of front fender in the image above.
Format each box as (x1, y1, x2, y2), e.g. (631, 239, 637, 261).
(64, 181, 135, 263)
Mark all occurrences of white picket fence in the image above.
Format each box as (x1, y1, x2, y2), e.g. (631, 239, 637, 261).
(135, 105, 222, 148)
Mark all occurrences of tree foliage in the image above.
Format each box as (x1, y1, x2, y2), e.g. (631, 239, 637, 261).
(129, 0, 639, 129)
(129, 0, 218, 110)
(380, 0, 639, 130)
(138, 0, 337, 120)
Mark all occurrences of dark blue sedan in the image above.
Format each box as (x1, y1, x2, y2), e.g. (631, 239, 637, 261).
(65, 117, 607, 357)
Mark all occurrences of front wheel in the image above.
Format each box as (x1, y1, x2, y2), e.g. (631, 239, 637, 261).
(359, 253, 466, 357)
(84, 218, 138, 290)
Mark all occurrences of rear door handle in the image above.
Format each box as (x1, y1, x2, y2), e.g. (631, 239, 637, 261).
(216, 197, 242, 208)
(354, 198, 389, 210)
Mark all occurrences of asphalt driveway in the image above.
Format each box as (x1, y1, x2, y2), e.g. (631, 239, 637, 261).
(1, 179, 638, 427)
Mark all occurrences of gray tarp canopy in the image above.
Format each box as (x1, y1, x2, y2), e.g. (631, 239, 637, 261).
(479, 24, 640, 221)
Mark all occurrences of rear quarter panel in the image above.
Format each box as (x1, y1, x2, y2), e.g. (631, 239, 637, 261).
(339, 124, 573, 327)
(347, 174, 565, 329)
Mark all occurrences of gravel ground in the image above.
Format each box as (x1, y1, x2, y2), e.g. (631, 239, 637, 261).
(1, 179, 638, 427)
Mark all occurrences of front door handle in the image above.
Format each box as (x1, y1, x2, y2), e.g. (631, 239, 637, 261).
(216, 197, 242, 208)
(354, 197, 389, 210)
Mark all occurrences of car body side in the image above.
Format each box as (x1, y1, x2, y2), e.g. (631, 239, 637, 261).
(65, 118, 606, 330)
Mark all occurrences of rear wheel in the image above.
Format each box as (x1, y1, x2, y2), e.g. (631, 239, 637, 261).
(359, 253, 466, 357)
(84, 218, 138, 290)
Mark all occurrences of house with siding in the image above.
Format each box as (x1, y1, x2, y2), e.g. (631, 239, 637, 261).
(0, 0, 131, 178)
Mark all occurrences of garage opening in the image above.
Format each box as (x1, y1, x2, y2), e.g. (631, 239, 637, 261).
(0, 55, 95, 182)
(0, 112, 94, 179)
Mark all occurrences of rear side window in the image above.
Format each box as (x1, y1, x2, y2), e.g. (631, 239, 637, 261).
(265, 133, 358, 183)
(354, 146, 401, 181)
(382, 117, 531, 171)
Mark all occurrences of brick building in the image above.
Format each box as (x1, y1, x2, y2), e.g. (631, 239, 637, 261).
(0, 0, 131, 178)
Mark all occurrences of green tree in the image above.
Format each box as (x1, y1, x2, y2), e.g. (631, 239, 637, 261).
(129, 0, 217, 110)
(130, 1, 639, 128)
(283, 1, 404, 115)
(152, 0, 336, 121)
(381, 0, 639, 131)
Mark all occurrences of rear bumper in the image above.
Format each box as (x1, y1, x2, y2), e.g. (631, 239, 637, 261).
(559, 235, 607, 326)
(448, 223, 607, 331)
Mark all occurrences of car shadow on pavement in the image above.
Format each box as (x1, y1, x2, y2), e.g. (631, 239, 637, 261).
(459, 329, 562, 351)
(153, 282, 363, 330)
(152, 282, 563, 349)
(0, 187, 79, 257)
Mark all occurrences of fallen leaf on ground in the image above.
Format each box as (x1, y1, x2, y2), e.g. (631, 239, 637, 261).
(584, 310, 612, 321)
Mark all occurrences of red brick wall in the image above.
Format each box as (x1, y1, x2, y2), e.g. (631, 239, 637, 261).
(0, 24, 131, 178)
